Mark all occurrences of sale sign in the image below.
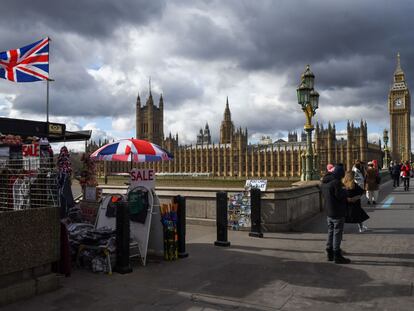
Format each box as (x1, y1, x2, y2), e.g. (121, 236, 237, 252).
(22, 143, 40, 170)
(22, 143, 39, 157)
(129, 168, 155, 190)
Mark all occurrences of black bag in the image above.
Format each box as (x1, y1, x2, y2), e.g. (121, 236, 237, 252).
(128, 190, 149, 223)
(106, 195, 123, 218)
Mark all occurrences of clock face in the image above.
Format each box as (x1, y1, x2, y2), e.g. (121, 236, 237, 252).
(394, 98, 403, 107)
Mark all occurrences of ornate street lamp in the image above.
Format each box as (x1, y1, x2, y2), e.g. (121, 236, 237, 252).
(400, 144, 405, 162)
(383, 129, 390, 168)
(297, 65, 319, 181)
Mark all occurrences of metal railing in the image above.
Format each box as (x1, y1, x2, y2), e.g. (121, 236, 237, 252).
(0, 157, 59, 211)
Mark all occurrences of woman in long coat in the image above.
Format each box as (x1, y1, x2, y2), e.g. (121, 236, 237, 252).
(365, 162, 380, 205)
(343, 171, 370, 232)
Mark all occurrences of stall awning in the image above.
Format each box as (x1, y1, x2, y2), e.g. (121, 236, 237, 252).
(0, 117, 91, 142)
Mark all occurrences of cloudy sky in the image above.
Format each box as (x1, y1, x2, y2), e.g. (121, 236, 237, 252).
(0, 0, 413, 151)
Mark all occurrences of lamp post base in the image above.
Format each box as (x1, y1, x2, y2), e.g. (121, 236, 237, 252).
(214, 240, 231, 247)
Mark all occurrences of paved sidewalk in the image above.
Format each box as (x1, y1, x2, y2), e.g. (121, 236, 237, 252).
(3, 180, 414, 311)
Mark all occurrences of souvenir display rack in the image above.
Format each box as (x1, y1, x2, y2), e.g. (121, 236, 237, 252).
(0, 136, 59, 211)
(160, 202, 178, 261)
(227, 189, 251, 230)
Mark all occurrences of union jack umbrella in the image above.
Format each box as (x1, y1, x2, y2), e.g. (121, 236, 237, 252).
(0, 38, 49, 82)
(90, 138, 174, 162)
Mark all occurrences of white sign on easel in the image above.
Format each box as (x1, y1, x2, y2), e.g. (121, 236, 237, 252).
(130, 168, 155, 189)
(128, 168, 163, 265)
(95, 168, 163, 266)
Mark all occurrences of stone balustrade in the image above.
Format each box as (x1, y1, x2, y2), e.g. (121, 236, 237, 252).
(98, 181, 322, 232)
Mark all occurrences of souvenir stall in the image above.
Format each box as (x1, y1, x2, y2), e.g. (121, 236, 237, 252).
(72, 138, 175, 273)
(0, 117, 92, 305)
(0, 134, 59, 211)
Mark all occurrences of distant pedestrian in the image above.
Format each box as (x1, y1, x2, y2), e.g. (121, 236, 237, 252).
(320, 164, 351, 264)
(391, 161, 401, 187)
(365, 161, 380, 205)
(352, 160, 364, 189)
(400, 161, 411, 191)
(343, 171, 369, 232)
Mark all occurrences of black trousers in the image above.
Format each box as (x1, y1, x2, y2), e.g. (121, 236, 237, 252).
(403, 177, 410, 191)
(393, 174, 400, 187)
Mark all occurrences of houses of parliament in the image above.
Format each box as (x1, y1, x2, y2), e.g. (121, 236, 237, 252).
(96, 55, 412, 179)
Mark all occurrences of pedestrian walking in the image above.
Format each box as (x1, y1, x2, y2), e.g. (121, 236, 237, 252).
(400, 161, 411, 191)
(320, 164, 351, 264)
(391, 161, 401, 187)
(352, 160, 364, 189)
(365, 162, 380, 205)
(343, 171, 370, 232)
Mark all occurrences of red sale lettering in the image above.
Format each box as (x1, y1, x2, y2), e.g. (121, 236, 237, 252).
(22, 144, 39, 157)
(130, 170, 154, 181)
(33, 143, 39, 157)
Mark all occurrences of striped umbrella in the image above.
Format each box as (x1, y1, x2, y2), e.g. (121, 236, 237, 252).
(90, 138, 173, 162)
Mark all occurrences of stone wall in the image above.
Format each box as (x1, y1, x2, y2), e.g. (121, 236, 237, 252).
(0, 207, 60, 306)
(98, 182, 322, 232)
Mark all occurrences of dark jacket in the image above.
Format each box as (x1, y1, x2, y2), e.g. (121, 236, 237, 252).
(391, 164, 401, 176)
(321, 172, 348, 218)
(345, 183, 369, 223)
(365, 167, 379, 191)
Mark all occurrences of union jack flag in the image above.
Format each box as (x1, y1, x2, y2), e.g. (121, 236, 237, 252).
(0, 38, 49, 82)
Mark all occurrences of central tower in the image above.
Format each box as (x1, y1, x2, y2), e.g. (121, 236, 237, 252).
(388, 53, 411, 162)
(135, 87, 164, 146)
(220, 97, 234, 144)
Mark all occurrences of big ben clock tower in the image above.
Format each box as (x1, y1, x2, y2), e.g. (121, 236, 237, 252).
(388, 53, 411, 162)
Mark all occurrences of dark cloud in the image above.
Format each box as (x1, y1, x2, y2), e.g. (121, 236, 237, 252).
(159, 76, 204, 108)
(0, 0, 166, 42)
(172, 0, 414, 98)
(0, 0, 413, 147)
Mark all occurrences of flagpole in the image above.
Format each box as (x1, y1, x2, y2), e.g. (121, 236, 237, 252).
(46, 79, 49, 122)
(46, 36, 51, 123)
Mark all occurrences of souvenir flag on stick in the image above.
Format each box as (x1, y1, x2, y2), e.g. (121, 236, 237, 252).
(0, 37, 50, 82)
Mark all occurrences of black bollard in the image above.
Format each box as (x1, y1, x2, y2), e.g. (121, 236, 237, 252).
(174, 195, 189, 258)
(214, 191, 230, 247)
(114, 199, 132, 274)
(249, 188, 264, 238)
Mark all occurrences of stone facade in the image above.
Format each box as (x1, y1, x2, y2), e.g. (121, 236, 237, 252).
(97, 94, 383, 178)
(388, 53, 411, 162)
(135, 91, 165, 146)
(196, 123, 211, 145)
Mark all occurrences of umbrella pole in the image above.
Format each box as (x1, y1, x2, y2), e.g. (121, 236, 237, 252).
(130, 152, 133, 170)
